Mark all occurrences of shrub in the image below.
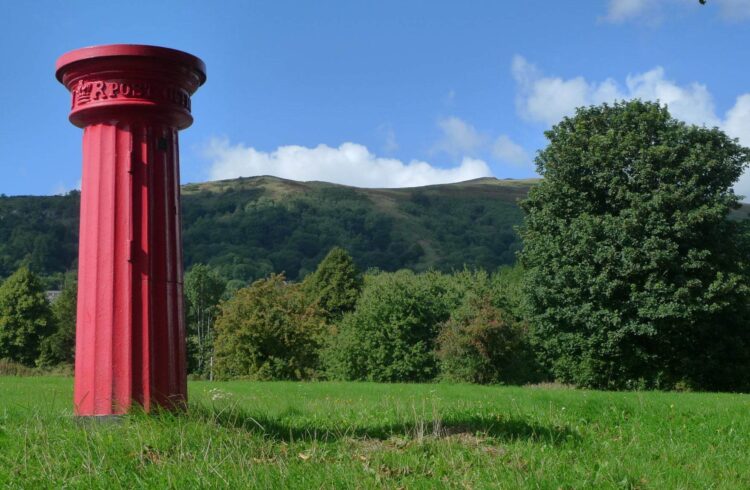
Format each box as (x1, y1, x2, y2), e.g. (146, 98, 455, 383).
(489, 265, 526, 320)
(213, 274, 325, 380)
(323, 270, 462, 382)
(437, 294, 539, 385)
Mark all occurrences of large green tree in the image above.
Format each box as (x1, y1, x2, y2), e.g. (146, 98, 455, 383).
(0, 267, 55, 366)
(520, 100, 750, 391)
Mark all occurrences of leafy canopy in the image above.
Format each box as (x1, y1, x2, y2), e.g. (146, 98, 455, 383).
(520, 100, 750, 390)
(213, 274, 325, 380)
(323, 270, 463, 382)
(302, 247, 362, 320)
(0, 267, 55, 366)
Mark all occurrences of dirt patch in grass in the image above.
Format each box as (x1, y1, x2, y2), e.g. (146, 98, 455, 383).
(345, 426, 507, 456)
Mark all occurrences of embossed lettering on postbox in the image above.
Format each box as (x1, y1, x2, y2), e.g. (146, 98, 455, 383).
(72, 79, 191, 111)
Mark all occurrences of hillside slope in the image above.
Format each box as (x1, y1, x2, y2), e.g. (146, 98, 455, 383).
(180, 176, 535, 282)
(0, 176, 537, 284)
(4, 175, 746, 286)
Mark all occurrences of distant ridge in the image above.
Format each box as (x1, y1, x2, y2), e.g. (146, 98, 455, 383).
(181, 175, 541, 192)
(1, 176, 536, 285)
(1, 175, 746, 286)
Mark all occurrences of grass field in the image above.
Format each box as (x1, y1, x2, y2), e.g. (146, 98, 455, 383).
(1, 377, 748, 488)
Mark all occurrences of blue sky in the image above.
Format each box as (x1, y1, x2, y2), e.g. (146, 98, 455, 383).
(2, 0, 750, 195)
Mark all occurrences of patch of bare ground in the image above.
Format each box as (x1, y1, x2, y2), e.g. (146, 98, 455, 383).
(345, 425, 507, 457)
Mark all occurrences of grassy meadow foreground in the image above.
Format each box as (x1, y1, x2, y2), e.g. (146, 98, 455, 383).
(1, 378, 749, 488)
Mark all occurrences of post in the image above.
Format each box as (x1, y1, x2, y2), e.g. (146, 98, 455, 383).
(56, 45, 206, 416)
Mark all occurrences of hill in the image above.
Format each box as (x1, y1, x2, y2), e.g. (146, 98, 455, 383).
(3, 175, 747, 286)
(0, 176, 537, 285)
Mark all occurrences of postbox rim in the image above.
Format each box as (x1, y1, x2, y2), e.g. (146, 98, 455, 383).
(55, 44, 206, 86)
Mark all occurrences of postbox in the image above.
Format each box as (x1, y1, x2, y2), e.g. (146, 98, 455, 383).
(56, 45, 206, 416)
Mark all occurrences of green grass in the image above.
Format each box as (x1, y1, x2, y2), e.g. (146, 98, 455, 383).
(1, 378, 748, 488)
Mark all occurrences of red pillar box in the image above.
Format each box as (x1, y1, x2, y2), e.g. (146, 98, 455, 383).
(56, 45, 206, 416)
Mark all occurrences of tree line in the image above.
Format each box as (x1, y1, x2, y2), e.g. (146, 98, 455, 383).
(206, 249, 542, 385)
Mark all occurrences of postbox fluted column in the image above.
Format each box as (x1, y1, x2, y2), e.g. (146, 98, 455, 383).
(56, 45, 206, 416)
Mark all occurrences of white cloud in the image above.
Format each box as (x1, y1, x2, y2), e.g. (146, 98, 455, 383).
(625, 68, 720, 126)
(492, 135, 530, 166)
(52, 179, 81, 195)
(511, 55, 750, 198)
(52, 182, 67, 196)
(724, 95, 750, 197)
(724, 94, 750, 141)
(512, 55, 718, 127)
(602, 0, 750, 24)
(604, 0, 652, 23)
(433, 116, 486, 156)
(512, 56, 622, 126)
(432, 115, 532, 168)
(205, 139, 492, 188)
(718, 0, 750, 20)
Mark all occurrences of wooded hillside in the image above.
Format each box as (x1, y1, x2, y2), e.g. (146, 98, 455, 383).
(0, 176, 538, 285)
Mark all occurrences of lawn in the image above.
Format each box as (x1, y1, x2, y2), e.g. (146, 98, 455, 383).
(0, 377, 748, 488)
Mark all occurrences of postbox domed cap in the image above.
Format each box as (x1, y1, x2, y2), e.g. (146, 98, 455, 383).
(55, 44, 206, 86)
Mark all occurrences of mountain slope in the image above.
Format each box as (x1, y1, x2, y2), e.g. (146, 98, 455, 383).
(180, 176, 535, 282)
(0, 176, 537, 285)
(3, 175, 749, 286)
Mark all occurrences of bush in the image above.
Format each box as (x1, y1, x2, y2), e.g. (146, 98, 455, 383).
(213, 274, 325, 380)
(436, 294, 539, 385)
(323, 270, 463, 382)
(489, 265, 526, 319)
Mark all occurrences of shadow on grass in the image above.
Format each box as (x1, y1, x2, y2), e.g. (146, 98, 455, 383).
(189, 402, 578, 445)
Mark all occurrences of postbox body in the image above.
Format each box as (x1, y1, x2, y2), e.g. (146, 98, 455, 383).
(56, 45, 206, 416)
